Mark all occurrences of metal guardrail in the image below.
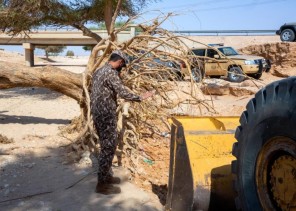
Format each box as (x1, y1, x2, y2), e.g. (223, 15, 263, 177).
(31, 27, 79, 32)
(169, 30, 277, 36)
(31, 26, 134, 32)
(30, 28, 277, 36)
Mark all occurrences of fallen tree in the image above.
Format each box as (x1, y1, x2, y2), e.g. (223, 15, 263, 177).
(0, 62, 83, 101)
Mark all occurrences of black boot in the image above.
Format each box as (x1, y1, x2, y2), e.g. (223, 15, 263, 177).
(95, 183, 121, 195)
(106, 176, 121, 184)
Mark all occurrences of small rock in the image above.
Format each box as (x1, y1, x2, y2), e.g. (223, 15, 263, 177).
(78, 157, 92, 165)
(201, 83, 230, 95)
(229, 87, 257, 97)
(4, 184, 9, 188)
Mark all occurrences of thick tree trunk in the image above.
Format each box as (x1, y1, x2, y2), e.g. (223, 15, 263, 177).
(0, 61, 83, 102)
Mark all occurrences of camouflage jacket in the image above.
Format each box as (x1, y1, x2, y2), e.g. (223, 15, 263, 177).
(90, 63, 141, 116)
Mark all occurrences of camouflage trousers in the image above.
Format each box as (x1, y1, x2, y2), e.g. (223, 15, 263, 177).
(93, 112, 118, 183)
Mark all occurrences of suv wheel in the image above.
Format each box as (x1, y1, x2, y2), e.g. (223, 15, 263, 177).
(280, 29, 295, 42)
(228, 67, 245, 83)
(191, 68, 203, 83)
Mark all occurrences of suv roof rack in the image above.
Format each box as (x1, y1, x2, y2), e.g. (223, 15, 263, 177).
(208, 43, 224, 47)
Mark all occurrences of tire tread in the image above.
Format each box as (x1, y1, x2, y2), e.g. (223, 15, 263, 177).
(231, 160, 237, 174)
(232, 142, 239, 157)
(231, 77, 296, 210)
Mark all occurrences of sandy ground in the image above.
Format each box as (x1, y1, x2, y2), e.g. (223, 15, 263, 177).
(0, 44, 287, 210)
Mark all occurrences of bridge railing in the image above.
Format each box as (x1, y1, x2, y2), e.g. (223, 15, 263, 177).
(169, 30, 277, 36)
(31, 27, 80, 32)
(29, 28, 277, 36)
(31, 26, 132, 32)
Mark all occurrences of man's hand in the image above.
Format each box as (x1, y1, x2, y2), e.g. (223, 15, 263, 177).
(141, 90, 155, 100)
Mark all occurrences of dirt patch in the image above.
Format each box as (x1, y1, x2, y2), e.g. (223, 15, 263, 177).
(131, 136, 170, 205)
(0, 134, 14, 144)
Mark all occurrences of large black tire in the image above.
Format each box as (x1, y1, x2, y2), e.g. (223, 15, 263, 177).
(232, 77, 296, 210)
(280, 29, 295, 42)
(228, 67, 245, 83)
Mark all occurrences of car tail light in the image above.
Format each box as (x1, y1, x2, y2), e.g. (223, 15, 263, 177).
(180, 61, 186, 68)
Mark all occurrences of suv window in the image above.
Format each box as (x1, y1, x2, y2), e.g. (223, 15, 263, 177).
(206, 49, 219, 58)
(192, 49, 205, 56)
(217, 47, 239, 56)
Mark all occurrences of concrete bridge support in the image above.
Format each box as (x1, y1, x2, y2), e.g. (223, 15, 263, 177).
(23, 43, 35, 67)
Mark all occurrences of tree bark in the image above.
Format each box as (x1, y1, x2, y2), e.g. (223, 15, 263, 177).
(0, 61, 83, 102)
(72, 23, 102, 43)
(104, 0, 113, 35)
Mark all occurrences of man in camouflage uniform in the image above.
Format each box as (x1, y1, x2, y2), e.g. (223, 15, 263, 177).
(91, 50, 149, 195)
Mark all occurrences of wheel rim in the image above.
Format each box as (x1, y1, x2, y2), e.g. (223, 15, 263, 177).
(282, 31, 292, 41)
(229, 69, 240, 81)
(256, 137, 296, 210)
(270, 155, 296, 210)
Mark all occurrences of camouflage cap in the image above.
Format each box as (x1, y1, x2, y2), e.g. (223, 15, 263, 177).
(111, 50, 128, 67)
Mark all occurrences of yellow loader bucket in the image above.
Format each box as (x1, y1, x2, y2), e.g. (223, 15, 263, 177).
(166, 116, 240, 211)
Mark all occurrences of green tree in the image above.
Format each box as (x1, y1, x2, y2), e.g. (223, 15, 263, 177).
(0, 0, 156, 41)
(37, 46, 66, 59)
(82, 46, 94, 52)
(66, 50, 75, 57)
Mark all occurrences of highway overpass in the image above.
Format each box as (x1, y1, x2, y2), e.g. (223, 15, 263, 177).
(0, 27, 136, 66)
(0, 28, 279, 67)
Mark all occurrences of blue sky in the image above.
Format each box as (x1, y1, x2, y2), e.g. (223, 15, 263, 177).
(1, 0, 295, 56)
(140, 0, 295, 30)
